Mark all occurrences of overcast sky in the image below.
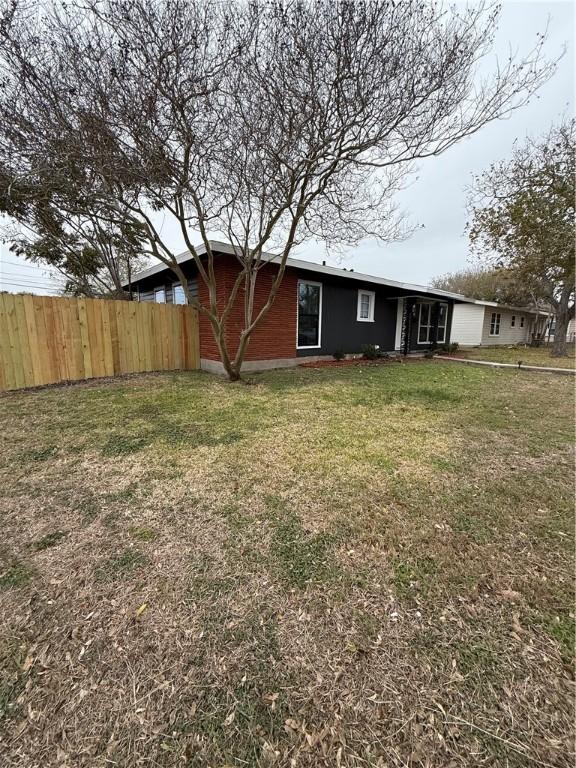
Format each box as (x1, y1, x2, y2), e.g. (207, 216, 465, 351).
(0, 0, 573, 294)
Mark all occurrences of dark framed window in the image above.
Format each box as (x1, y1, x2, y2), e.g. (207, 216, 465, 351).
(297, 281, 322, 348)
(417, 303, 432, 343)
(511, 315, 516, 327)
(520, 316, 525, 328)
(437, 303, 448, 343)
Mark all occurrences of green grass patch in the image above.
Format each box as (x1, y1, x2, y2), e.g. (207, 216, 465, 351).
(94, 548, 147, 582)
(540, 612, 575, 660)
(101, 434, 151, 457)
(269, 516, 337, 588)
(0, 560, 34, 590)
(129, 526, 156, 542)
(18, 445, 57, 462)
(393, 557, 438, 600)
(32, 530, 67, 551)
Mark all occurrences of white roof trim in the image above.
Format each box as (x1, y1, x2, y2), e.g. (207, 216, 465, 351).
(129, 240, 546, 314)
(129, 240, 476, 302)
(474, 300, 548, 316)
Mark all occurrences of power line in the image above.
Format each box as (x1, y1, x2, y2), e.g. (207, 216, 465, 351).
(0, 271, 62, 282)
(0, 281, 62, 292)
(0, 277, 63, 288)
(0, 259, 59, 272)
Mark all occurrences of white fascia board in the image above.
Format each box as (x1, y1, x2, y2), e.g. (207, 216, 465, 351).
(128, 240, 475, 302)
(471, 298, 548, 316)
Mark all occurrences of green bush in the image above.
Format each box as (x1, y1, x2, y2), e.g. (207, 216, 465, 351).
(361, 344, 380, 360)
(333, 350, 345, 361)
(440, 342, 459, 354)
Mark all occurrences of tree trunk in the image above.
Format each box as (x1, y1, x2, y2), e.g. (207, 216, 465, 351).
(211, 320, 242, 381)
(551, 308, 571, 357)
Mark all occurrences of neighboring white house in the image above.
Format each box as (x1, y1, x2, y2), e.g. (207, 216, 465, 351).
(546, 317, 576, 344)
(451, 300, 549, 346)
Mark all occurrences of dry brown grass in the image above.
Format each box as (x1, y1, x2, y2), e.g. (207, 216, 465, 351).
(0, 362, 574, 767)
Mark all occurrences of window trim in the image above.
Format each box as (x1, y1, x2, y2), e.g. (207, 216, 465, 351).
(296, 279, 323, 350)
(154, 286, 166, 304)
(489, 312, 501, 336)
(356, 289, 375, 322)
(520, 316, 525, 328)
(172, 283, 187, 305)
(511, 315, 516, 327)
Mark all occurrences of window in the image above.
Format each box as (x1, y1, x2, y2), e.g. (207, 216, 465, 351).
(418, 303, 432, 343)
(520, 316, 525, 328)
(489, 312, 501, 336)
(357, 290, 375, 322)
(297, 280, 322, 348)
(437, 303, 448, 343)
(173, 284, 186, 305)
(511, 315, 516, 327)
(418, 302, 448, 344)
(154, 287, 166, 304)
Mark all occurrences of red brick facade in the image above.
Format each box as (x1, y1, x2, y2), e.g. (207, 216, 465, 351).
(197, 256, 298, 363)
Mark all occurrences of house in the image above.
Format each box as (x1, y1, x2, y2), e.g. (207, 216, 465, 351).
(128, 241, 476, 374)
(450, 300, 549, 347)
(545, 317, 576, 344)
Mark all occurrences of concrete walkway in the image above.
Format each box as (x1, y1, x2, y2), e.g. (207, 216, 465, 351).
(438, 355, 575, 375)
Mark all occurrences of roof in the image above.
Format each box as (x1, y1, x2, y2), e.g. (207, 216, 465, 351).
(129, 240, 546, 315)
(129, 240, 475, 303)
(463, 299, 549, 316)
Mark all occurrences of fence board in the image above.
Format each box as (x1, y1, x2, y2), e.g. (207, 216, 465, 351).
(0, 294, 199, 392)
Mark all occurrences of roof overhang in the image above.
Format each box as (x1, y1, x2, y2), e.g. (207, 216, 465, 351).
(128, 240, 477, 303)
(471, 299, 549, 316)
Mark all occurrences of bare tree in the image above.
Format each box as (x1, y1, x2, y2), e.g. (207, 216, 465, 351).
(0, 0, 557, 378)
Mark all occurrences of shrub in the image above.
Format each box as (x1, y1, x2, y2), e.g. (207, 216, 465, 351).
(361, 344, 380, 360)
(440, 342, 459, 354)
(333, 350, 345, 361)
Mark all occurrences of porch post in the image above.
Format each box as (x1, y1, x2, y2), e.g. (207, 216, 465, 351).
(401, 298, 414, 356)
(430, 301, 440, 347)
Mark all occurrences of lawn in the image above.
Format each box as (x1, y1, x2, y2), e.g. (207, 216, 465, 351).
(451, 343, 576, 369)
(0, 361, 574, 768)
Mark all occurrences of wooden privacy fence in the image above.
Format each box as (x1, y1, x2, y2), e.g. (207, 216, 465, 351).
(0, 293, 200, 392)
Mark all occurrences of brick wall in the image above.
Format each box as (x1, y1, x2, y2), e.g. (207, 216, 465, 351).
(197, 256, 298, 362)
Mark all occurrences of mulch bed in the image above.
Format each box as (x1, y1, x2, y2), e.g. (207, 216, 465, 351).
(298, 357, 405, 368)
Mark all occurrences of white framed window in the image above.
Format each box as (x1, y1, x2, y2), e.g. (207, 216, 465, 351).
(437, 303, 448, 343)
(357, 290, 375, 322)
(173, 284, 186, 305)
(511, 315, 516, 327)
(520, 316, 525, 328)
(297, 280, 322, 349)
(417, 303, 433, 344)
(154, 287, 166, 304)
(489, 312, 501, 336)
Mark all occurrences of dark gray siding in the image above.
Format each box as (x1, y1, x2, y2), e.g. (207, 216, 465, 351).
(295, 270, 398, 357)
(137, 278, 198, 304)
